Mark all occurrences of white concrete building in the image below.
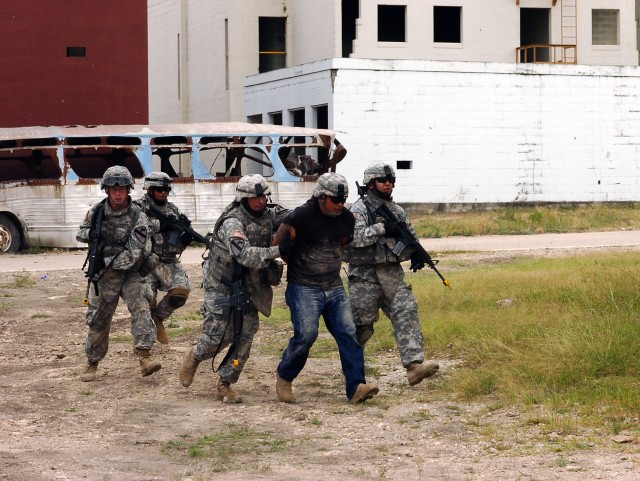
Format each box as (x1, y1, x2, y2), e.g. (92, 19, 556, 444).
(149, 0, 640, 205)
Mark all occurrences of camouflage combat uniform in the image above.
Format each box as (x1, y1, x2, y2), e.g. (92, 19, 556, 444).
(346, 191, 427, 368)
(135, 193, 191, 328)
(180, 174, 289, 401)
(77, 198, 157, 364)
(193, 200, 288, 384)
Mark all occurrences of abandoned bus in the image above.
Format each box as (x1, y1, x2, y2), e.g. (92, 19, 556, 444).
(0, 122, 346, 253)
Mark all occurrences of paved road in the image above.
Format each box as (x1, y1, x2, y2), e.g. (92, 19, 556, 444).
(1, 230, 640, 273)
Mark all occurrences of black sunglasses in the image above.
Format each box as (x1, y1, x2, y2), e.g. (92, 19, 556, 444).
(375, 176, 395, 184)
(328, 195, 347, 204)
(152, 187, 171, 193)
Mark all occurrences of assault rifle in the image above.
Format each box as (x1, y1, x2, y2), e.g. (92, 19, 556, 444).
(356, 182, 451, 289)
(213, 273, 252, 367)
(82, 203, 106, 305)
(147, 202, 205, 246)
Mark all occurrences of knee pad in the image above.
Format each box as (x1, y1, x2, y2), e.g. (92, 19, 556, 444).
(167, 287, 190, 308)
(356, 325, 375, 346)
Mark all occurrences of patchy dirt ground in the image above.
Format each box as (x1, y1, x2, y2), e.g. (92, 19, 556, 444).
(1, 248, 639, 481)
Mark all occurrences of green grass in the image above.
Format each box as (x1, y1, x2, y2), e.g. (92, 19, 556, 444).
(411, 202, 640, 237)
(363, 251, 640, 432)
(2, 271, 36, 289)
(163, 424, 289, 472)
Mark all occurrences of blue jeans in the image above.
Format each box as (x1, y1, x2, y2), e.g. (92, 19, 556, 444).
(277, 282, 366, 400)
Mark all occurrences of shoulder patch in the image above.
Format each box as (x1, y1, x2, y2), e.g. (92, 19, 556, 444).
(230, 236, 246, 257)
(133, 225, 148, 244)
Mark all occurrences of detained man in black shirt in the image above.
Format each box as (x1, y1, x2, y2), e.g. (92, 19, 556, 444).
(272, 173, 379, 404)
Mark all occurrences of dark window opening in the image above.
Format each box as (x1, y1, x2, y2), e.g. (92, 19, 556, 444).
(66, 136, 101, 146)
(269, 112, 283, 125)
(247, 114, 262, 124)
(314, 105, 329, 171)
(107, 136, 142, 146)
(0, 149, 61, 182)
(152, 136, 189, 146)
(22, 137, 58, 147)
(65, 147, 143, 179)
(397, 160, 412, 170)
(342, 0, 359, 57)
(67, 47, 86, 57)
(434, 6, 461, 43)
(378, 5, 406, 42)
(259, 17, 286, 73)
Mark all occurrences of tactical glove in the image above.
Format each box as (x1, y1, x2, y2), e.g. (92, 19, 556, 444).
(383, 222, 401, 238)
(410, 251, 425, 272)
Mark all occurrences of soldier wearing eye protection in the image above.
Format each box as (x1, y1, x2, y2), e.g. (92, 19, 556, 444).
(134, 172, 194, 345)
(345, 162, 440, 387)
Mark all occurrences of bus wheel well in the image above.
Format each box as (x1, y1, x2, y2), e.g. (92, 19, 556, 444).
(0, 213, 23, 253)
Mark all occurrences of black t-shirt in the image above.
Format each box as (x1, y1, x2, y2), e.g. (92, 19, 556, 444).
(284, 197, 355, 289)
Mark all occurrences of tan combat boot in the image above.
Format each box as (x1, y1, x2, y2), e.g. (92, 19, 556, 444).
(80, 362, 98, 382)
(136, 349, 162, 377)
(407, 361, 439, 386)
(179, 346, 200, 387)
(276, 372, 293, 403)
(153, 317, 170, 345)
(349, 382, 379, 404)
(216, 378, 242, 403)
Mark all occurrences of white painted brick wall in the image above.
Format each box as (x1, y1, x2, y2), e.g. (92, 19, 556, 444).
(245, 58, 640, 205)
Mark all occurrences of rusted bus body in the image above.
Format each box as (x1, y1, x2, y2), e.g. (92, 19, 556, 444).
(0, 122, 346, 252)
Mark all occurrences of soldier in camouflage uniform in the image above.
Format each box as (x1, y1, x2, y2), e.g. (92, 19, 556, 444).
(273, 173, 379, 405)
(134, 172, 192, 345)
(346, 162, 439, 387)
(179, 174, 289, 403)
(77, 166, 161, 382)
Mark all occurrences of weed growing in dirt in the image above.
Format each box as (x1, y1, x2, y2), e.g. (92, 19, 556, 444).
(364, 251, 640, 433)
(0, 301, 13, 313)
(4, 271, 35, 288)
(163, 424, 290, 471)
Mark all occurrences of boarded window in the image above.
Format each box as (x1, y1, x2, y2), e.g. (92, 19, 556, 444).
(592, 9, 618, 46)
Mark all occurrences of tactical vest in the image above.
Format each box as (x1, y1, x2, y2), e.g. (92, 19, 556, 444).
(95, 199, 142, 261)
(345, 195, 412, 265)
(205, 202, 274, 293)
(139, 194, 186, 261)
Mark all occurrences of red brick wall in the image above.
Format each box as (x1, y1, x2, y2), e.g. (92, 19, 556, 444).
(0, 0, 148, 127)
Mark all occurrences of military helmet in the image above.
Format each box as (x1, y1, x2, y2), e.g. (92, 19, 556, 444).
(313, 172, 349, 198)
(101, 165, 134, 190)
(144, 171, 172, 190)
(363, 161, 396, 185)
(235, 174, 271, 202)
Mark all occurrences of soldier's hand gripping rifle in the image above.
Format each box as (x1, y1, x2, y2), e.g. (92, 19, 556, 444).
(146, 202, 206, 246)
(213, 273, 252, 367)
(356, 182, 451, 289)
(81, 205, 105, 305)
(378, 202, 451, 288)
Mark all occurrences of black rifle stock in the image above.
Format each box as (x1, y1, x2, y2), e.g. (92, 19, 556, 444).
(355, 182, 451, 289)
(82, 204, 105, 304)
(147, 202, 206, 246)
(375, 202, 451, 288)
(213, 276, 252, 367)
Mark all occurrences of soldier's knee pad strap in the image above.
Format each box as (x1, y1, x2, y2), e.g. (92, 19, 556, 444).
(356, 324, 375, 346)
(167, 287, 190, 308)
